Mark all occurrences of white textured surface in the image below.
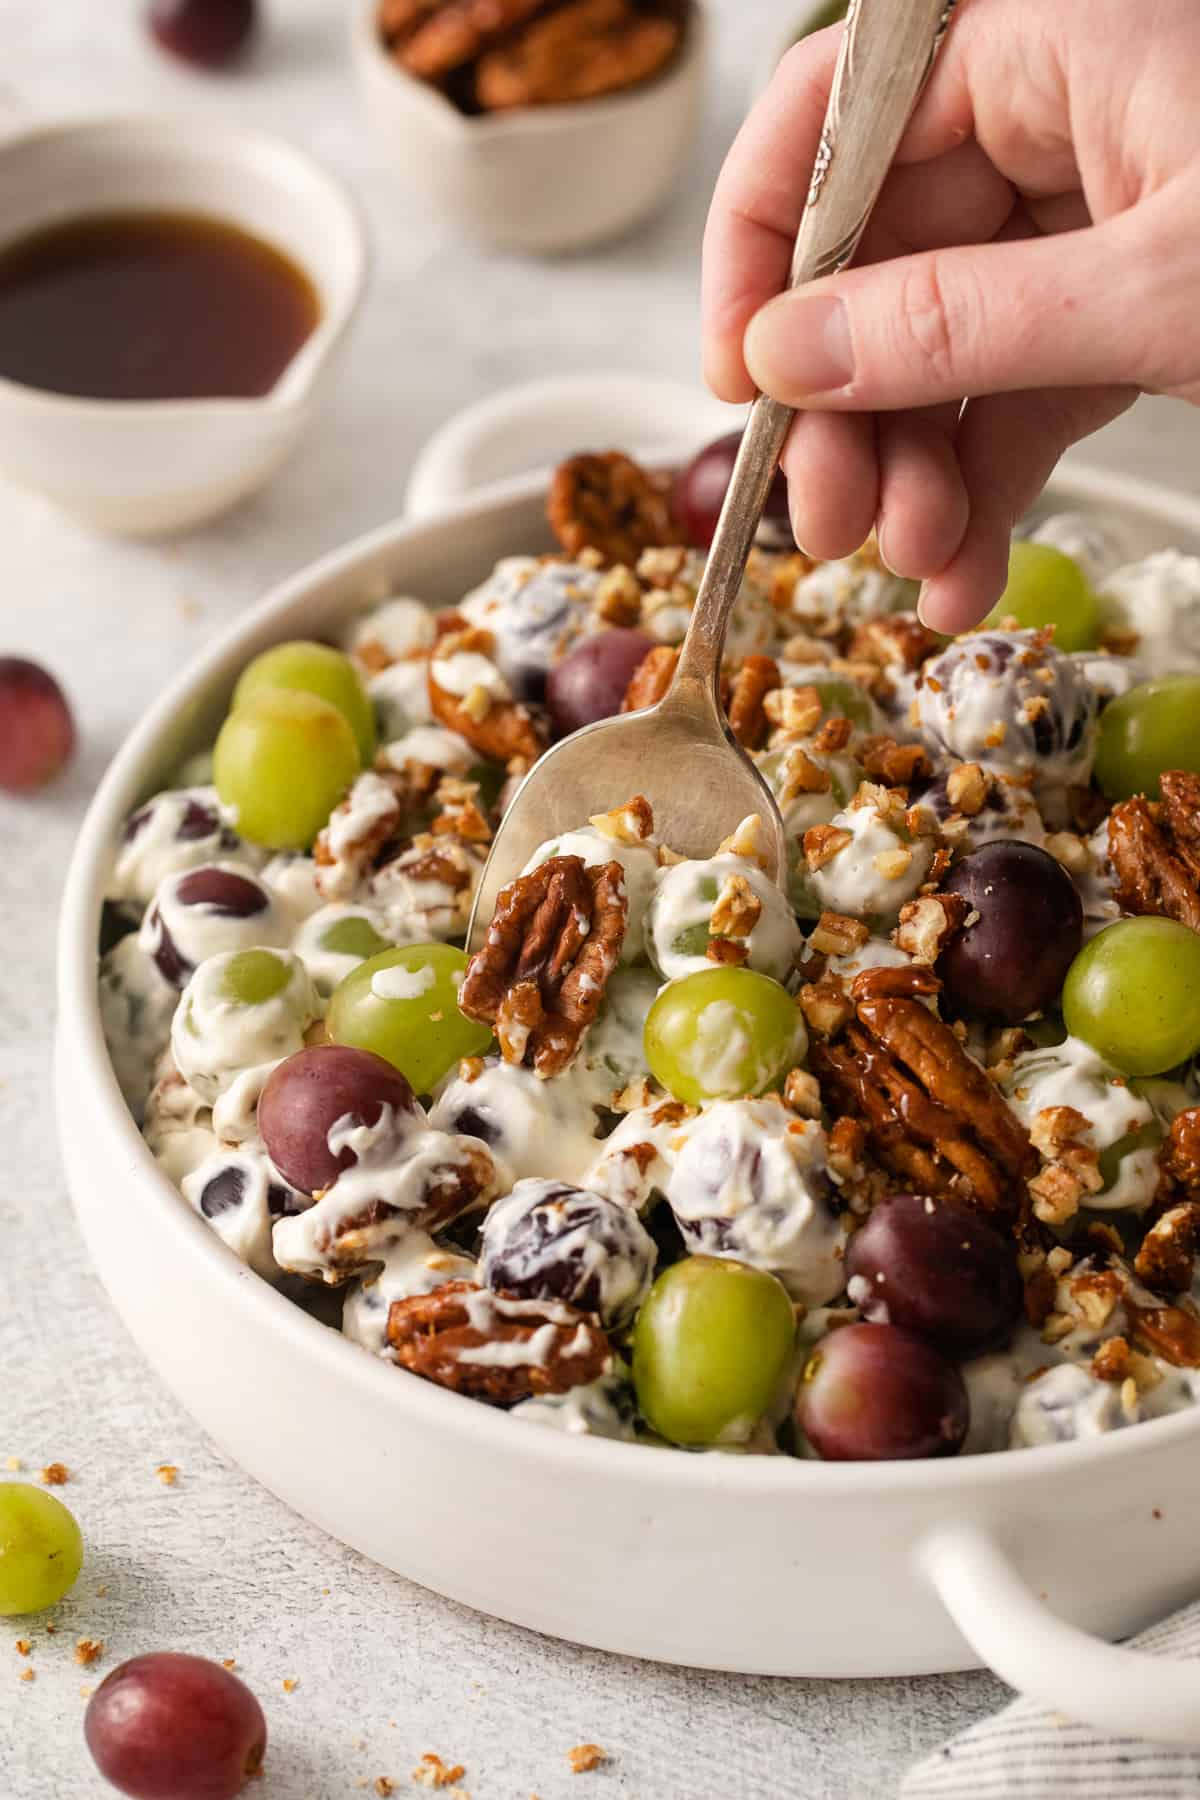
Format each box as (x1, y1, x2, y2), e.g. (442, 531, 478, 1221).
(2, 2, 1199, 1794)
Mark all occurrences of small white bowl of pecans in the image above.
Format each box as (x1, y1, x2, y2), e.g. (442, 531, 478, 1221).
(350, 0, 706, 254)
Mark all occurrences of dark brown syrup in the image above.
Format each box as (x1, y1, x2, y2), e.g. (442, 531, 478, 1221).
(0, 210, 321, 402)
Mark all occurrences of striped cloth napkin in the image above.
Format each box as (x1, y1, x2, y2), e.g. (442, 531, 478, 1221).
(902, 1599, 1200, 1799)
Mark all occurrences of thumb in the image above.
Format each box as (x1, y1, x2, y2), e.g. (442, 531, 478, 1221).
(742, 215, 1181, 412)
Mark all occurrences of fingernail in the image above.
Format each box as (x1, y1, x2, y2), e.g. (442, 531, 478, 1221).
(877, 517, 900, 577)
(745, 293, 854, 399)
(916, 582, 942, 631)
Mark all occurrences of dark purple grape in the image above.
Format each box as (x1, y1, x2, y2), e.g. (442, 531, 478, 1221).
(796, 1322, 968, 1460)
(938, 839, 1083, 1022)
(480, 1178, 655, 1330)
(0, 656, 75, 793)
(146, 865, 272, 985)
(546, 628, 656, 736)
(173, 867, 268, 914)
(257, 1044, 420, 1194)
(846, 1192, 1021, 1354)
(84, 1653, 266, 1800)
(148, 0, 256, 68)
(671, 433, 793, 550)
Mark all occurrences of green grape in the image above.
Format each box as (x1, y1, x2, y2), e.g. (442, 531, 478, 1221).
(982, 540, 1100, 652)
(808, 673, 876, 731)
(233, 640, 376, 763)
(1094, 675, 1200, 802)
(0, 1484, 83, 1616)
(632, 1257, 796, 1447)
(1062, 918, 1200, 1077)
(220, 948, 291, 1007)
(319, 916, 391, 959)
(214, 688, 360, 851)
(644, 968, 807, 1105)
(327, 944, 492, 1093)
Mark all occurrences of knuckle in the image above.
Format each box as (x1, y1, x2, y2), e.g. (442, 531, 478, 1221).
(895, 254, 980, 393)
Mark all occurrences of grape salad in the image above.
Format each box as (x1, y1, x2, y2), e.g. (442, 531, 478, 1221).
(100, 441, 1200, 1461)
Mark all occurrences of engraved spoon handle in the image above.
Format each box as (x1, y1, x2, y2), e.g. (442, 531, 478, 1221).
(669, 0, 958, 706)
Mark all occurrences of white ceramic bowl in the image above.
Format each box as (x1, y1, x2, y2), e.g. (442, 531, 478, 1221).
(404, 371, 740, 517)
(0, 115, 368, 536)
(351, 0, 706, 255)
(58, 462, 1200, 1740)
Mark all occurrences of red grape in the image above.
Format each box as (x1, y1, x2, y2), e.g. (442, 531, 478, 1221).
(672, 433, 793, 550)
(0, 656, 76, 793)
(846, 1192, 1021, 1354)
(938, 839, 1083, 1022)
(545, 628, 655, 736)
(84, 1653, 266, 1800)
(796, 1322, 969, 1460)
(148, 0, 256, 69)
(258, 1043, 420, 1193)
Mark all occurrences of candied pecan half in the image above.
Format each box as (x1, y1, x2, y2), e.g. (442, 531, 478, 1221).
(1160, 1106, 1200, 1196)
(390, 0, 553, 76)
(477, 0, 682, 109)
(1108, 771, 1200, 932)
(387, 1282, 611, 1401)
(427, 663, 545, 768)
(459, 854, 627, 1076)
(1135, 1201, 1200, 1294)
(548, 450, 682, 568)
(812, 966, 1034, 1220)
(727, 655, 781, 750)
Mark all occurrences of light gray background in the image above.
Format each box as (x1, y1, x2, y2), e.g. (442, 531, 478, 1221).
(3, 3, 1199, 1795)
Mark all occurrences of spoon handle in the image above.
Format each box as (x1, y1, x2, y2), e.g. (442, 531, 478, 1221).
(670, 0, 958, 705)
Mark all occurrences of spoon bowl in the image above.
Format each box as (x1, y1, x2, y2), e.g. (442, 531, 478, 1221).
(466, 683, 787, 953)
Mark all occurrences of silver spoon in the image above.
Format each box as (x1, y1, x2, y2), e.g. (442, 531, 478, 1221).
(467, 0, 959, 953)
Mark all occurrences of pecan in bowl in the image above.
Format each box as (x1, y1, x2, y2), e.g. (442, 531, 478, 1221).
(459, 854, 627, 1076)
(548, 450, 682, 568)
(1108, 770, 1200, 931)
(387, 1281, 612, 1400)
(808, 964, 1035, 1221)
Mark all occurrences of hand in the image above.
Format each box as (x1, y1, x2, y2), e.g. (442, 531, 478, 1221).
(702, 0, 1200, 630)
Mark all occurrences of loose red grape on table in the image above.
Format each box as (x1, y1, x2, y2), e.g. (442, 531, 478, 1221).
(85, 1653, 266, 1800)
(147, 0, 256, 69)
(0, 656, 76, 793)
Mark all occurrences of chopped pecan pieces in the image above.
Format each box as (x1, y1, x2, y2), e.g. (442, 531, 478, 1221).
(547, 450, 681, 568)
(810, 715, 855, 755)
(622, 644, 678, 713)
(859, 736, 932, 787)
(705, 937, 748, 966)
(763, 684, 822, 739)
(727, 655, 781, 750)
(459, 854, 627, 1076)
(1108, 771, 1200, 931)
(427, 662, 545, 768)
(811, 965, 1034, 1219)
(803, 823, 852, 871)
(709, 872, 762, 940)
(387, 1282, 611, 1401)
(808, 911, 870, 957)
(849, 613, 940, 672)
(895, 892, 970, 964)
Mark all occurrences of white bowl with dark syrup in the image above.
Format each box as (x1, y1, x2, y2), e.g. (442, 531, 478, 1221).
(0, 114, 367, 535)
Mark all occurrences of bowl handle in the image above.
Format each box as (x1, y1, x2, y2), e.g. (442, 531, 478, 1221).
(920, 1520, 1200, 1746)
